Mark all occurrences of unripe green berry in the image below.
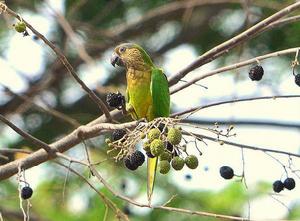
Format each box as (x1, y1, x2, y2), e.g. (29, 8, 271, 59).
(167, 128, 182, 145)
(159, 160, 170, 174)
(105, 138, 111, 144)
(147, 128, 160, 141)
(185, 155, 198, 169)
(143, 141, 151, 152)
(140, 133, 146, 139)
(159, 152, 172, 162)
(150, 139, 164, 156)
(171, 156, 184, 170)
(15, 21, 26, 33)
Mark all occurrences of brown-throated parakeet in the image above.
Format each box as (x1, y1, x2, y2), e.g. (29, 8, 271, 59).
(111, 43, 170, 201)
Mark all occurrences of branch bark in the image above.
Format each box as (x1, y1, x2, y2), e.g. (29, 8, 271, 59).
(168, 1, 300, 86)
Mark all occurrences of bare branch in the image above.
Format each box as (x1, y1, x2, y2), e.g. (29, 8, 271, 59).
(171, 47, 300, 94)
(0, 3, 112, 121)
(168, 2, 300, 86)
(0, 113, 136, 180)
(172, 95, 300, 117)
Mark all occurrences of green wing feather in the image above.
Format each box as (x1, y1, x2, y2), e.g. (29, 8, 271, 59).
(147, 68, 170, 202)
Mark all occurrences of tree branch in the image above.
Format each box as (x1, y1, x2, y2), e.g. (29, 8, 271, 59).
(172, 95, 300, 117)
(0, 3, 112, 121)
(168, 1, 300, 86)
(0, 112, 136, 181)
(171, 47, 300, 94)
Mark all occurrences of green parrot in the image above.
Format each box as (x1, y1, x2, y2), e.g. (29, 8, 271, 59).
(111, 43, 170, 201)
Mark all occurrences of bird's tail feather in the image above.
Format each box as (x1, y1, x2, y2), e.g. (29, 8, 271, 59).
(147, 157, 158, 203)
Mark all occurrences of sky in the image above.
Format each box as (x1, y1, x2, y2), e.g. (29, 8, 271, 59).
(0, 1, 300, 220)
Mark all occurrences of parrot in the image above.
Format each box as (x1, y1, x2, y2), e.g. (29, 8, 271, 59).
(110, 43, 170, 202)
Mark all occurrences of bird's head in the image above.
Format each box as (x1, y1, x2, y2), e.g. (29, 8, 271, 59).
(110, 43, 154, 71)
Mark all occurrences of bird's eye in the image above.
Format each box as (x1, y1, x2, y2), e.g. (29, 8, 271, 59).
(119, 47, 126, 53)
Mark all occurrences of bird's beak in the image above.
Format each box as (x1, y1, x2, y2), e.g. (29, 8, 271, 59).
(110, 53, 124, 67)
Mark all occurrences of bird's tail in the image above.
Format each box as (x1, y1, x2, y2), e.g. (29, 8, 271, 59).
(147, 157, 158, 203)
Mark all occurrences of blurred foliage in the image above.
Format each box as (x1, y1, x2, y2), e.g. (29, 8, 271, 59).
(1, 0, 300, 220)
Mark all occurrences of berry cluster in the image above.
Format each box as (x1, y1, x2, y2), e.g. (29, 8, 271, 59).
(273, 177, 296, 193)
(123, 150, 145, 170)
(143, 127, 199, 175)
(106, 92, 125, 110)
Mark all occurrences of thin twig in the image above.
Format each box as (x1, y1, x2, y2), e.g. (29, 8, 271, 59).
(172, 95, 300, 117)
(55, 161, 129, 221)
(0, 3, 112, 121)
(171, 47, 300, 94)
(168, 2, 300, 86)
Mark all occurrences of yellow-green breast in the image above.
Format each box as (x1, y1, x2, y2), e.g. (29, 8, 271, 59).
(127, 68, 153, 120)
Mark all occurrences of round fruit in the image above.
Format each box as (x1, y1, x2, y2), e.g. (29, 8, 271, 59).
(15, 21, 26, 33)
(171, 156, 185, 170)
(143, 141, 151, 152)
(166, 142, 174, 152)
(112, 129, 126, 141)
(185, 155, 199, 169)
(249, 65, 264, 81)
(219, 166, 234, 179)
(21, 186, 33, 199)
(159, 160, 170, 174)
(273, 180, 284, 193)
(105, 138, 111, 144)
(106, 92, 124, 109)
(284, 177, 296, 190)
(159, 152, 172, 162)
(147, 128, 160, 141)
(295, 74, 300, 87)
(150, 139, 164, 156)
(167, 127, 182, 145)
(124, 157, 138, 170)
(146, 151, 155, 158)
(130, 150, 145, 166)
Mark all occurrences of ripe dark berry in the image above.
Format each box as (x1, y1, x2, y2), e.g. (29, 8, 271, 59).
(284, 178, 296, 190)
(112, 129, 126, 141)
(146, 151, 155, 158)
(21, 186, 33, 199)
(130, 150, 145, 166)
(158, 123, 168, 133)
(185, 174, 192, 180)
(273, 180, 284, 193)
(295, 74, 300, 87)
(123, 205, 131, 215)
(166, 142, 174, 152)
(106, 92, 125, 109)
(249, 65, 264, 81)
(219, 166, 234, 179)
(123, 157, 138, 170)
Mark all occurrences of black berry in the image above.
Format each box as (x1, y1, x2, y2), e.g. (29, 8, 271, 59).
(158, 123, 168, 133)
(112, 129, 126, 141)
(123, 157, 138, 170)
(130, 150, 145, 166)
(146, 151, 155, 158)
(21, 186, 33, 199)
(273, 180, 284, 193)
(185, 174, 192, 180)
(106, 92, 125, 109)
(249, 65, 264, 81)
(123, 205, 131, 215)
(219, 166, 234, 179)
(295, 74, 300, 87)
(284, 178, 296, 190)
(166, 142, 174, 152)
